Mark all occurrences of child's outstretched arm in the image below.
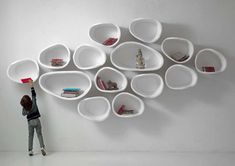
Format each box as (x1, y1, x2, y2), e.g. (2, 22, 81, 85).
(28, 80, 36, 102)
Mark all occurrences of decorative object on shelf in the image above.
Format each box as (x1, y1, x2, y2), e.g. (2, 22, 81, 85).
(103, 37, 118, 46)
(136, 48, 145, 69)
(39, 71, 91, 100)
(131, 73, 164, 98)
(195, 48, 227, 74)
(73, 44, 106, 70)
(111, 41, 164, 71)
(129, 18, 162, 43)
(106, 80, 118, 90)
(165, 64, 198, 90)
(112, 92, 145, 118)
(94, 67, 127, 93)
(77, 96, 111, 122)
(7, 59, 39, 84)
(161, 37, 194, 63)
(21, 77, 33, 84)
(38, 43, 70, 69)
(89, 23, 121, 47)
(117, 104, 134, 115)
(50, 58, 65, 67)
(61, 88, 81, 98)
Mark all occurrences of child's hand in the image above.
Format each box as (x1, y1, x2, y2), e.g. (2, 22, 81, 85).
(28, 80, 33, 87)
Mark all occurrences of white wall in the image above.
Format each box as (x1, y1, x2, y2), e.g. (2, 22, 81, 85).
(1, 0, 235, 152)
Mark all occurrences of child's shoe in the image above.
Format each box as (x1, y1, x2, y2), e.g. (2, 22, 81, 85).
(41, 148, 46, 156)
(28, 150, 33, 156)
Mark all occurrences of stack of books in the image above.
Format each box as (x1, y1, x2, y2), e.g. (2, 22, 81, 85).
(21, 77, 32, 83)
(51, 58, 64, 66)
(61, 88, 81, 98)
(202, 66, 215, 72)
(96, 77, 119, 90)
(170, 52, 189, 62)
(103, 37, 118, 46)
(117, 104, 134, 115)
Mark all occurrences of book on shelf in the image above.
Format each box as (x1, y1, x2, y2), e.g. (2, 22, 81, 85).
(61, 93, 79, 98)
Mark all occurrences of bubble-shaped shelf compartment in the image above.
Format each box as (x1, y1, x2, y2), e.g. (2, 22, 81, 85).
(7, 59, 39, 84)
(165, 64, 198, 90)
(161, 37, 194, 63)
(39, 71, 91, 100)
(94, 67, 127, 93)
(131, 73, 164, 98)
(129, 18, 162, 43)
(73, 44, 106, 70)
(110, 41, 164, 71)
(112, 92, 145, 118)
(78, 96, 110, 122)
(89, 23, 121, 47)
(38, 43, 70, 69)
(195, 48, 227, 74)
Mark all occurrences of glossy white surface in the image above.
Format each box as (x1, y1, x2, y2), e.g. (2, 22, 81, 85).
(78, 96, 110, 122)
(7, 59, 39, 84)
(111, 41, 164, 71)
(39, 71, 91, 100)
(131, 73, 164, 98)
(38, 43, 70, 69)
(73, 44, 106, 70)
(129, 18, 162, 43)
(165, 64, 198, 90)
(195, 48, 227, 74)
(89, 23, 121, 47)
(94, 67, 127, 93)
(1, 152, 235, 166)
(112, 92, 145, 118)
(161, 37, 194, 63)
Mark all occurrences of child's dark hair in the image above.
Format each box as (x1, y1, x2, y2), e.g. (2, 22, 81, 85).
(20, 95, 32, 111)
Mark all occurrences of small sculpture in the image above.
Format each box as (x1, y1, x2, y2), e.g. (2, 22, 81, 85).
(136, 49, 145, 69)
(107, 80, 118, 90)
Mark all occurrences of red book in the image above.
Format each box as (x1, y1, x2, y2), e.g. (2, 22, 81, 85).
(103, 38, 118, 46)
(202, 66, 215, 72)
(96, 77, 105, 90)
(117, 105, 125, 115)
(21, 77, 32, 83)
(101, 80, 107, 90)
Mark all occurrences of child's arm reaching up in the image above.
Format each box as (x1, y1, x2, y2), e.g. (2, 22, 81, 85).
(28, 80, 36, 102)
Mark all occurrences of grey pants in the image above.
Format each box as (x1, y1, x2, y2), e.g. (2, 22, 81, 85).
(28, 118, 45, 151)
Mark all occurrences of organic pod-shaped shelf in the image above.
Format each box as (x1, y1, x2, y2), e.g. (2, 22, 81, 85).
(165, 64, 198, 90)
(131, 73, 164, 98)
(89, 23, 121, 47)
(94, 67, 127, 93)
(78, 96, 110, 122)
(195, 48, 227, 74)
(38, 43, 70, 69)
(7, 59, 39, 84)
(110, 41, 164, 71)
(73, 44, 106, 70)
(112, 92, 145, 118)
(161, 37, 194, 63)
(129, 18, 162, 43)
(39, 71, 91, 100)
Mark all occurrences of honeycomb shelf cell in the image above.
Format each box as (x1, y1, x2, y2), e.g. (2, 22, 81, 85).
(89, 23, 121, 47)
(165, 64, 198, 90)
(161, 37, 194, 63)
(73, 44, 106, 70)
(38, 43, 70, 69)
(195, 48, 227, 74)
(131, 73, 164, 98)
(110, 41, 164, 71)
(78, 96, 110, 122)
(39, 71, 91, 100)
(94, 67, 127, 93)
(129, 18, 162, 43)
(7, 59, 39, 84)
(112, 92, 145, 118)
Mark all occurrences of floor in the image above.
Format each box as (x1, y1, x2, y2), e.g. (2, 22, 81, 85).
(0, 152, 235, 166)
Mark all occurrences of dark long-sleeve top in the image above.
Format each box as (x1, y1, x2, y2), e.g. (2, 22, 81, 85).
(22, 87, 41, 121)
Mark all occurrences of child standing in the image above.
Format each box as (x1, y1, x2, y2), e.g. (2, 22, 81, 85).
(20, 80, 46, 156)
